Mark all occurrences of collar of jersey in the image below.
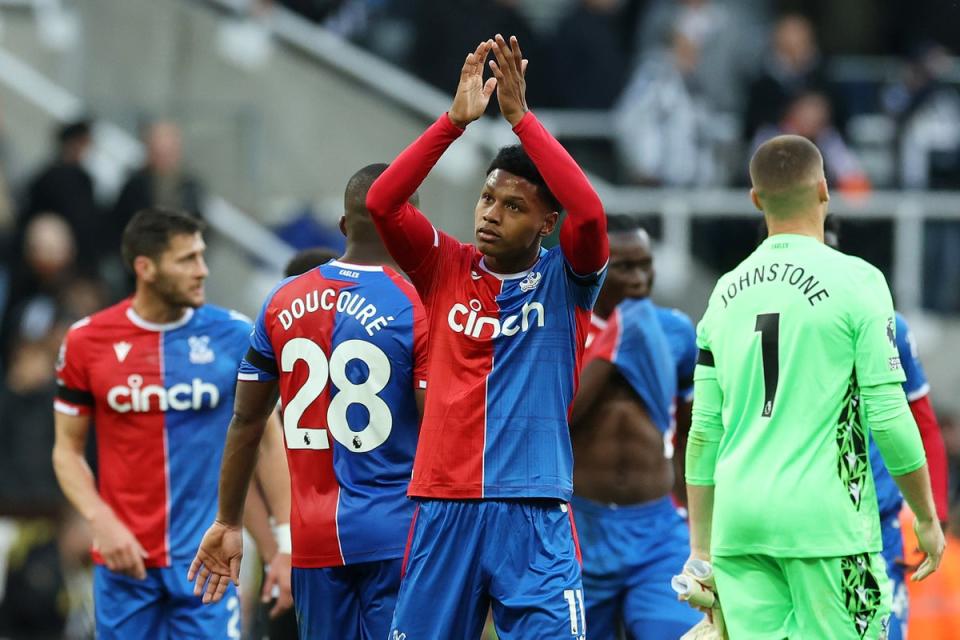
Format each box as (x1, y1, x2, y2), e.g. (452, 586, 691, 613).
(329, 260, 384, 272)
(126, 306, 195, 332)
(478, 254, 543, 281)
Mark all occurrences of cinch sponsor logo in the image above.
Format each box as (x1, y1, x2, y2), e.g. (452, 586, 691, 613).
(447, 299, 545, 339)
(107, 374, 220, 413)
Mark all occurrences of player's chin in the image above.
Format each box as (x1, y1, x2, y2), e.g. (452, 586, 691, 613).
(181, 287, 206, 308)
(475, 234, 499, 255)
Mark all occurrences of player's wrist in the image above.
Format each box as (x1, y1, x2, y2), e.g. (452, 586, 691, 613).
(446, 112, 469, 130)
(214, 517, 243, 530)
(506, 107, 528, 127)
(88, 501, 115, 524)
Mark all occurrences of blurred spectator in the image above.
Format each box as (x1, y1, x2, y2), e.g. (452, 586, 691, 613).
(548, 0, 632, 109)
(18, 120, 100, 272)
(110, 120, 204, 240)
(105, 121, 204, 296)
(883, 43, 960, 189)
(0, 513, 94, 639)
(0, 337, 62, 515)
(743, 14, 837, 142)
(881, 45, 960, 312)
(0, 214, 106, 365)
(752, 91, 869, 193)
(614, 31, 720, 186)
(636, 0, 764, 112)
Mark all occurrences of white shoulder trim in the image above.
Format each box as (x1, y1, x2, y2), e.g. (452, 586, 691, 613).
(70, 317, 91, 330)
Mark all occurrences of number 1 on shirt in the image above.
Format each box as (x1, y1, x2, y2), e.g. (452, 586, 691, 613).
(755, 313, 780, 417)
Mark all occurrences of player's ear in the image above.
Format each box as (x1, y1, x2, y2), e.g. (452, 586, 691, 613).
(541, 210, 559, 237)
(134, 255, 156, 282)
(818, 178, 830, 204)
(750, 188, 763, 212)
(339, 215, 347, 238)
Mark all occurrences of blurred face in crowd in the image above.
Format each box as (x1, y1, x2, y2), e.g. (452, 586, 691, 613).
(785, 93, 831, 139)
(672, 32, 700, 76)
(599, 229, 654, 309)
(6, 340, 57, 393)
(146, 121, 184, 175)
(774, 15, 816, 71)
(137, 231, 208, 309)
(24, 213, 76, 280)
(474, 169, 558, 268)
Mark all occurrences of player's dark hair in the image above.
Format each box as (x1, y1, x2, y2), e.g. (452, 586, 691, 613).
(121, 208, 205, 272)
(487, 145, 561, 213)
(749, 135, 824, 216)
(344, 163, 419, 218)
(284, 247, 340, 277)
(345, 163, 389, 215)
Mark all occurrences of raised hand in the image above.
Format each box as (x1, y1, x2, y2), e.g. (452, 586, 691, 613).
(448, 40, 497, 129)
(187, 520, 243, 604)
(489, 34, 529, 127)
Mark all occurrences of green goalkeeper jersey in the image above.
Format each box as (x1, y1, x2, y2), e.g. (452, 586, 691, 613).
(695, 233, 905, 558)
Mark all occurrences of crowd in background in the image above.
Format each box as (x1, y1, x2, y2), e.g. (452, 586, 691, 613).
(0, 0, 959, 637)
(274, 0, 960, 186)
(263, 0, 960, 312)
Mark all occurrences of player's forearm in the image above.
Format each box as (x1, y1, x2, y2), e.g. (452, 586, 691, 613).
(243, 485, 279, 563)
(255, 413, 291, 526)
(217, 414, 268, 527)
(893, 464, 939, 524)
(910, 396, 950, 522)
(672, 400, 693, 507)
(864, 383, 926, 476)
(367, 113, 462, 220)
(52, 446, 108, 521)
(512, 112, 608, 274)
(366, 114, 461, 269)
(686, 484, 714, 558)
(685, 376, 723, 485)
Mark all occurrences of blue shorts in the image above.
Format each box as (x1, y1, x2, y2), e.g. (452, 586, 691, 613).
(572, 495, 701, 640)
(391, 499, 585, 639)
(94, 561, 239, 640)
(880, 511, 908, 640)
(291, 559, 401, 640)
